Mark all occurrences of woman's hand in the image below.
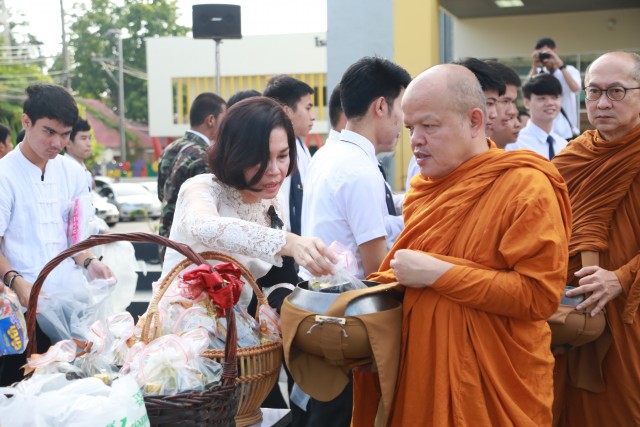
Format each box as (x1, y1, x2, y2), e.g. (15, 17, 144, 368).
(283, 234, 337, 277)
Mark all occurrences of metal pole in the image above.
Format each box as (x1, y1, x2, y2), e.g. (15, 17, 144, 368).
(214, 38, 221, 93)
(117, 32, 126, 163)
(60, 0, 70, 89)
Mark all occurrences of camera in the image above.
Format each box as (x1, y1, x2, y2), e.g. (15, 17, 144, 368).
(538, 52, 551, 62)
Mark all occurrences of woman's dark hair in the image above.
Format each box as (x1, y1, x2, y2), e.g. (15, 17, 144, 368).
(209, 97, 296, 191)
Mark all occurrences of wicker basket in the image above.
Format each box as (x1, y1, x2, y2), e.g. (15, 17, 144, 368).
(25, 232, 239, 427)
(143, 251, 283, 427)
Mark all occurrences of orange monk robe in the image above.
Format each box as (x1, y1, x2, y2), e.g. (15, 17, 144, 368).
(552, 124, 640, 427)
(363, 148, 571, 427)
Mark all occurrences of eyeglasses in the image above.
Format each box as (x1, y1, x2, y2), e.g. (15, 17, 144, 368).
(584, 86, 640, 101)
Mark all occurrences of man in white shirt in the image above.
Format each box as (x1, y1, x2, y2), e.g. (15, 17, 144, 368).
(65, 118, 94, 192)
(264, 75, 315, 236)
(506, 73, 568, 159)
(529, 37, 581, 139)
(0, 84, 113, 386)
(300, 55, 411, 427)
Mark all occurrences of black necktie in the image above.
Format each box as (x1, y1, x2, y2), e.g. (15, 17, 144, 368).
(546, 135, 556, 160)
(289, 168, 303, 235)
(378, 162, 396, 215)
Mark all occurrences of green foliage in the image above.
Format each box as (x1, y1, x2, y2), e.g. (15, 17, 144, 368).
(68, 0, 188, 124)
(0, 62, 52, 137)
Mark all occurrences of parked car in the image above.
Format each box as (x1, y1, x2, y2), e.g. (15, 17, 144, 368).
(92, 191, 120, 227)
(140, 181, 158, 197)
(99, 182, 162, 221)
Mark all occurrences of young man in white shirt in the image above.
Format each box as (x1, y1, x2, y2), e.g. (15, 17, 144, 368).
(0, 84, 113, 386)
(65, 118, 93, 192)
(264, 75, 315, 236)
(506, 73, 568, 159)
(299, 55, 411, 427)
(529, 37, 581, 139)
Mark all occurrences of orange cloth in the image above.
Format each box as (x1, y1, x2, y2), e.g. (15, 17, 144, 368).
(362, 148, 571, 427)
(551, 124, 640, 427)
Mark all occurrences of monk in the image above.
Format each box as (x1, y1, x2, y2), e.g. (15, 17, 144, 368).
(552, 51, 640, 427)
(356, 64, 572, 426)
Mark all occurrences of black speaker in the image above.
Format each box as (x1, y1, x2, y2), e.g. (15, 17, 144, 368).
(192, 4, 242, 40)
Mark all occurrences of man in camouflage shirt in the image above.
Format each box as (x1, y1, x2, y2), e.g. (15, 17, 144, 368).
(157, 93, 226, 247)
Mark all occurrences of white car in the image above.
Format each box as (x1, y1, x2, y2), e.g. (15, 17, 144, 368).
(101, 182, 162, 221)
(92, 191, 119, 227)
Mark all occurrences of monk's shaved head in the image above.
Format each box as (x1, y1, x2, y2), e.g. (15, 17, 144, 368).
(584, 51, 640, 141)
(586, 51, 640, 83)
(405, 64, 486, 120)
(403, 64, 488, 179)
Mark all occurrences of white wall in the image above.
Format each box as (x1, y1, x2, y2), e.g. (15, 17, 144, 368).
(147, 33, 327, 137)
(452, 8, 640, 59)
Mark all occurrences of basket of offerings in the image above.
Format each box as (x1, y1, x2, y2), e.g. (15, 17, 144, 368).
(142, 251, 283, 427)
(25, 233, 239, 427)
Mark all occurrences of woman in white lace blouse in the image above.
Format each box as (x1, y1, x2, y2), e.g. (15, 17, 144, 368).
(161, 97, 337, 306)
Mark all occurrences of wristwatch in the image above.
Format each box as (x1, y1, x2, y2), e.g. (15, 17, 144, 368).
(559, 64, 567, 70)
(83, 257, 98, 269)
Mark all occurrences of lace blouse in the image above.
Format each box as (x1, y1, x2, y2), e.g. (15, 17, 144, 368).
(161, 174, 287, 281)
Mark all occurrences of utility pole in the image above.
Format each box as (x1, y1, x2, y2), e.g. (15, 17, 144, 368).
(60, 0, 71, 89)
(116, 31, 126, 163)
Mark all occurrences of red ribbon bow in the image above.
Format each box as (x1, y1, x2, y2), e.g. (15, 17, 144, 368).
(179, 262, 244, 315)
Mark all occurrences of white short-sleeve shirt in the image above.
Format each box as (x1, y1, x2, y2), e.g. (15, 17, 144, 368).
(300, 129, 388, 279)
(505, 120, 568, 159)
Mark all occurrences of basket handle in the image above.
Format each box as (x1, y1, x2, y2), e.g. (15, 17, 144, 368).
(25, 232, 208, 356)
(142, 250, 266, 343)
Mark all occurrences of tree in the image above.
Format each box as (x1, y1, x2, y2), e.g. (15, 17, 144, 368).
(68, 0, 188, 123)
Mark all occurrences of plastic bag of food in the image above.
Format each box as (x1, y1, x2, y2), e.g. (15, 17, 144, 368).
(309, 241, 367, 293)
(0, 288, 28, 356)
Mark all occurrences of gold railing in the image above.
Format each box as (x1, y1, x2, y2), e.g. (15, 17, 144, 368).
(172, 73, 327, 125)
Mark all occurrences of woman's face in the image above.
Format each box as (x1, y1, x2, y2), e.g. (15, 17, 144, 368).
(241, 126, 291, 203)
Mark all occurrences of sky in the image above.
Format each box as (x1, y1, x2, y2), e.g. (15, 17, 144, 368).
(5, 0, 327, 56)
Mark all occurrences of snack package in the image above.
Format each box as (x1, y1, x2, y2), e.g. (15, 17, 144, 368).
(131, 333, 222, 396)
(309, 241, 367, 293)
(215, 306, 261, 348)
(0, 289, 27, 356)
(258, 304, 282, 343)
(27, 340, 85, 380)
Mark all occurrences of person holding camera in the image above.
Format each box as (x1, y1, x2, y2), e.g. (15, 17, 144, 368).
(529, 37, 581, 140)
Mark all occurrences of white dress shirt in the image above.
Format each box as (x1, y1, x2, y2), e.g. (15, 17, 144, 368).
(505, 120, 568, 159)
(300, 129, 389, 279)
(278, 137, 312, 232)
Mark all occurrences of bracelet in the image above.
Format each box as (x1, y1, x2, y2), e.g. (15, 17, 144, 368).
(2, 269, 18, 286)
(7, 273, 22, 290)
(83, 256, 103, 269)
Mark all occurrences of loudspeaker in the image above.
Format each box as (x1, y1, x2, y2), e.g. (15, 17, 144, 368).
(192, 4, 242, 40)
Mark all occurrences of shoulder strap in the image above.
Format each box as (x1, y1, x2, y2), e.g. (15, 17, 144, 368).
(325, 282, 400, 317)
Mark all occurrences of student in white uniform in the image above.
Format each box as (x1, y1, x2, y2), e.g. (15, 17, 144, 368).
(64, 118, 94, 192)
(506, 73, 568, 159)
(0, 84, 113, 386)
(300, 54, 411, 427)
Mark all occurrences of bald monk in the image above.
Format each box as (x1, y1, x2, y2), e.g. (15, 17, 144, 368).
(355, 64, 572, 426)
(551, 52, 640, 427)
